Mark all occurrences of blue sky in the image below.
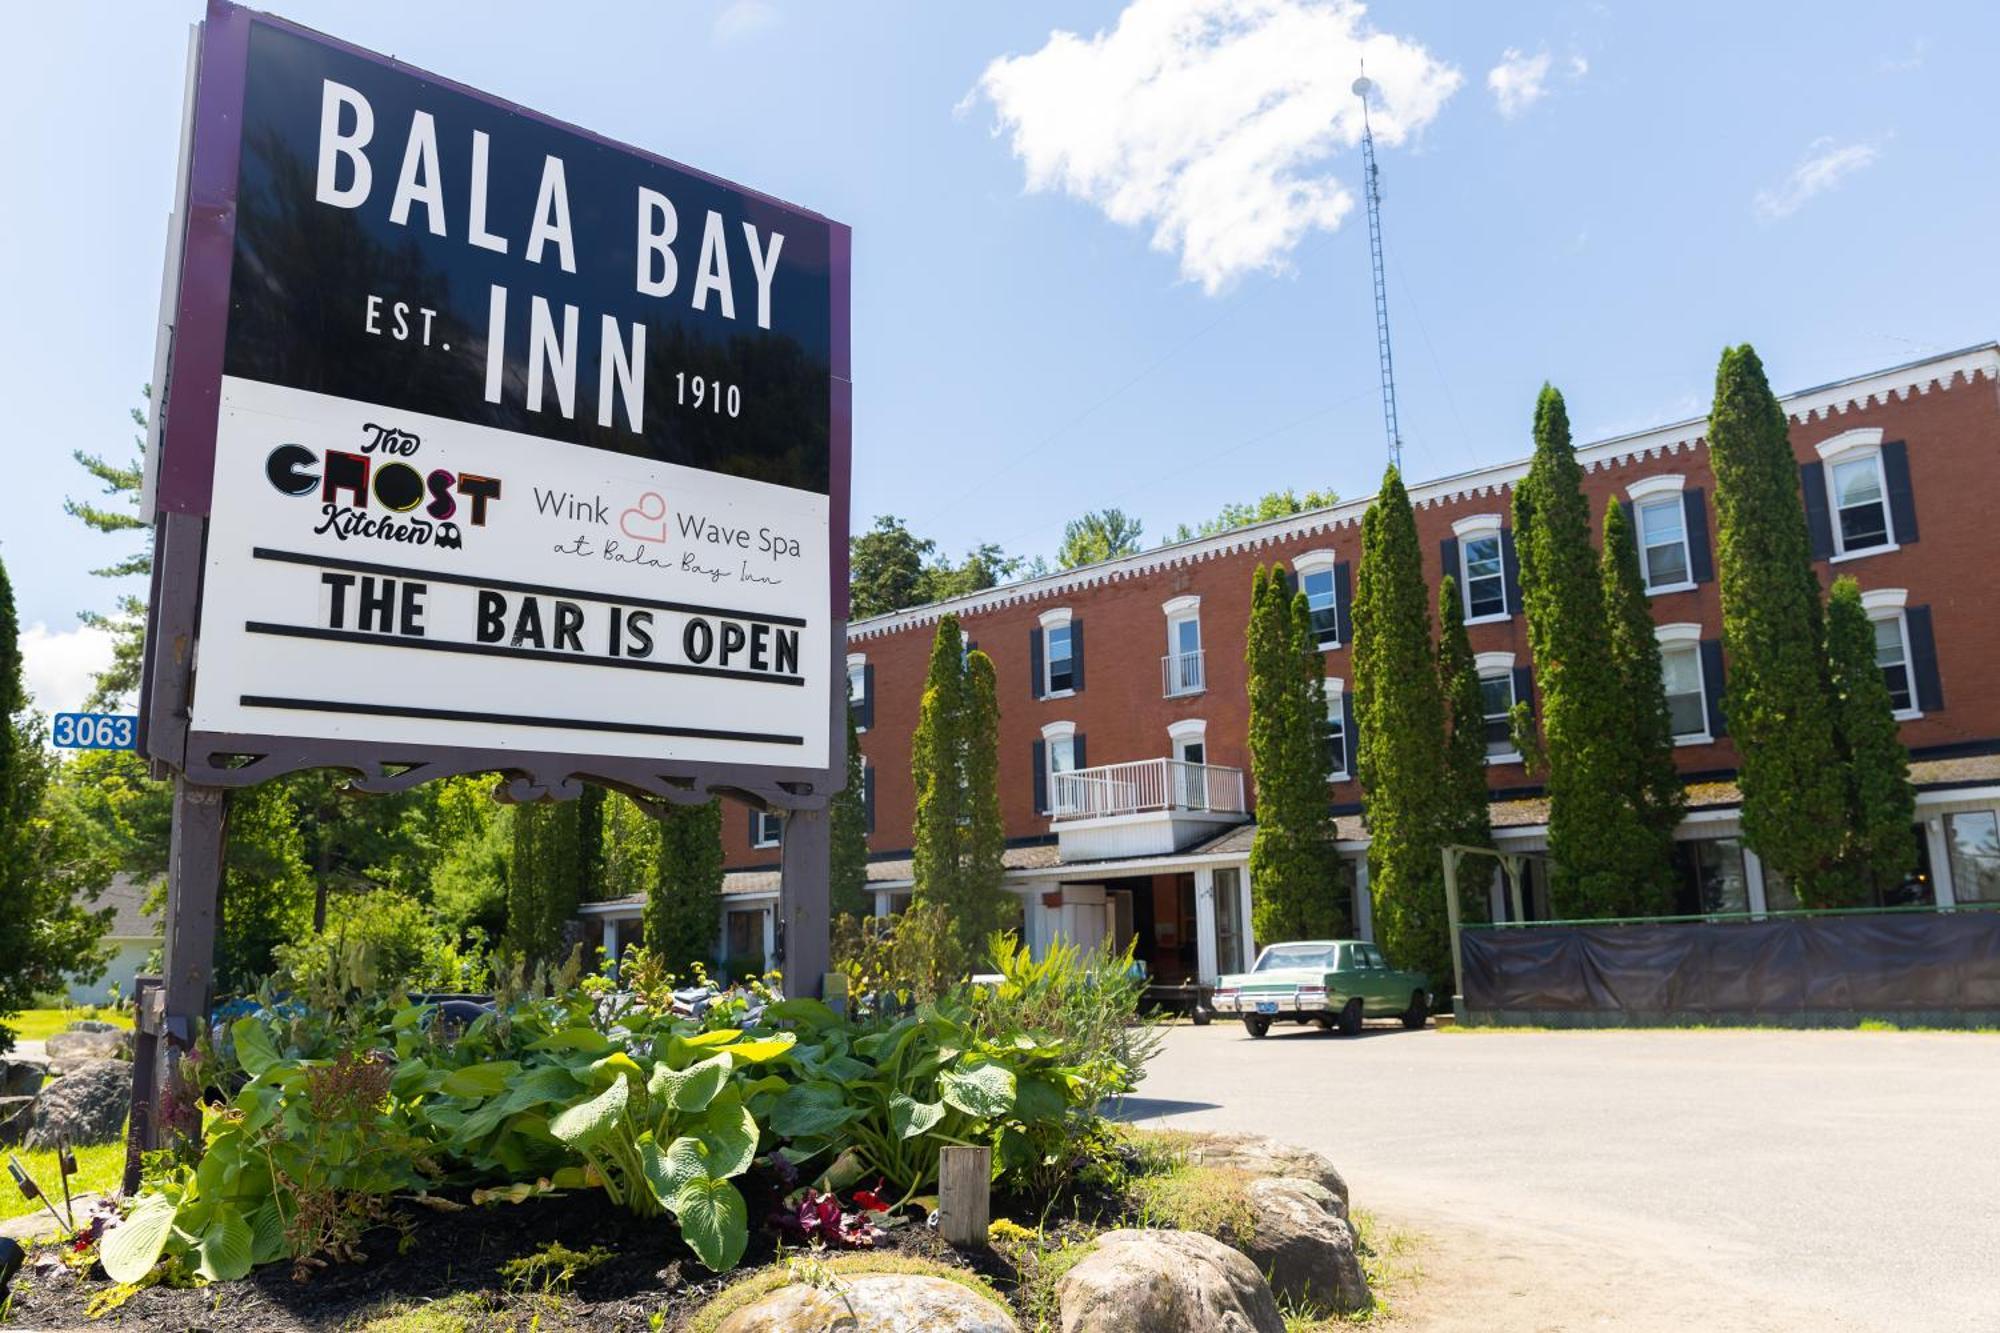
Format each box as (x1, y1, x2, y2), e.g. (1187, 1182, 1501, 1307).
(5, 0, 1995, 712)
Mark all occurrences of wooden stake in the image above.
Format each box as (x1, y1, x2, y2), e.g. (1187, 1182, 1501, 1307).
(937, 1145, 991, 1248)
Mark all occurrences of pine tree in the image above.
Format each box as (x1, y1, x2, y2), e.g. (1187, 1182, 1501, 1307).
(0, 556, 116, 1051)
(1513, 385, 1661, 918)
(1599, 502, 1684, 912)
(1824, 577, 1916, 904)
(1707, 345, 1847, 903)
(645, 798, 725, 972)
(1353, 467, 1451, 985)
(1436, 576, 1493, 861)
(505, 789, 604, 970)
(1245, 568, 1336, 942)
(828, 705, 870, 920)
(910, 614, 1009, 961)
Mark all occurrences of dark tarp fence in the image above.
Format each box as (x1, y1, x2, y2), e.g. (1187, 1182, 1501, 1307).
(1461, 911, 2000, 1019)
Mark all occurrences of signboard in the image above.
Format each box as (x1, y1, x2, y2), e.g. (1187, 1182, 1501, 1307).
(142, 2, 850, 799)
(51, 714, 139, 751)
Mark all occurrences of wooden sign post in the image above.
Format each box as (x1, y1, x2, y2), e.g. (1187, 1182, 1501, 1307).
(937, 1145, 992, 1248)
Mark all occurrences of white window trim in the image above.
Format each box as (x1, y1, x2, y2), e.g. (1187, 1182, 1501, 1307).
(1161, 594, 1201, 618)
(1860, 588, 1922, 721)
(1625, 473, 1686, 502)
(1039, 607, 1077, 698)
(1473, 653, 1521, 766)
(1821, 440, 1898, 561)
(751, 809, 781, 849)
(846, 653, 867, 729)
(1038, 606, 1073, 630)
(1041, 721, 1078, 816)
(1292, 549, 1342, 648)
(1655, 623, 1711, 745)
(1167, 718, 1208, 744)
(1453, 517, 1510, 625)
(1323, 678, 1350, 782)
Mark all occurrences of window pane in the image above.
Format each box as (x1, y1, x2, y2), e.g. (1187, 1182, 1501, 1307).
(1948, 812, 2000, 903)
(1661, 644, 1705, 737)
(1833, 457, 1883, 507)
(848, 665, 865, 701)
(1174, 616, 1201, 654)
(1464, 538, 1505, 617)
(1047, 624, 1073, 692)
(1639, 497, 1684, 546)
(1324, 693, 1346, 776)
(1302, 569, 1339, 643)
(1839, 500, 1889, 550)
(1050, 737, 1076, 773)
(1871, 617, 1904, 667)
(1464, 535, 1501, 578)
(1644, 540, 1689, 589)
(1479, 672, 1515, 756)
(1694, 839, 1749, 915)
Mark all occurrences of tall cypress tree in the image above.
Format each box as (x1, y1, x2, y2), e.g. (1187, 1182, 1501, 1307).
(1513, 385, 1660, 918)
(1246, 568, 1336, 942)
(645, 798, 725, 972)
(505, 789, 603, 970)
(1353, 467, 1451, 984)
(828, 705, 870, 921)
(910, 613, 1008, 961)
(1600, 503, 1683, 913)
(1436, 576, 1492, 864)
(1824, 577, 1916, 904)
(1707, 344, 1846, 903)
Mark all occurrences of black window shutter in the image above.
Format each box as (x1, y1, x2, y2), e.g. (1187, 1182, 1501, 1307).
(1501, 528, 1522, 615)
(1511, 665, 1536, 717)
(1339, 689, 1357, 777)
(863, 767, 876, 835)
(1072, 618, 1086, 691)
(1333, 562, 1353, 645)
(1684, 488, 1714, 583)
(856, 664, 875, 730)
(1073, 733, 1088, 771)
(1907, 605, 1943, 712)
(1032, 740, 1048, 814)
(1700, 639, 1728, 738)
(1029, 627, 1045, 699)
(747, 808, 760, 845)
(1800, 462, 1833, 561)
(1440, 538, 1460, 602)
(1882, 441, 1919, 544)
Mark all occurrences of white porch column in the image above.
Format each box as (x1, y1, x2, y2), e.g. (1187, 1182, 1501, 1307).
(762, 906, 777, 966)
(1744, 846, 1769, 917)
(873, 889, 891, 918)
(1926, 817, 1957, 908)
(1193, 866, 1219, 984)
(603, 916, 622, 977)
(1237, 868, 1256, 963)
(1352, 857, 1373, 942)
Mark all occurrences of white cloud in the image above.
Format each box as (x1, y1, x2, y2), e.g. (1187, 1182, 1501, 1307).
(712, 0, 777, 45)
(973, 0, 1462, 295)
(1487, 48, 1551, 118)
(20, 622, 114, 717)
(1753, 137, 1882, 222)
(1568, 53, 1589, 79)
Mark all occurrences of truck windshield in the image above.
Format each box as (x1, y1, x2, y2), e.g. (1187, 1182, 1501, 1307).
(1255, 945, 1336, 971)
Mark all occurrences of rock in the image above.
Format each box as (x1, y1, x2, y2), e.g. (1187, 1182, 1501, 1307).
(1058, 1229, 1282, 1333)
(67, 1019, 122, 1035)
(0, 1095, 34, 1146)
(1178, 1132, 1349, 1214)
(43, 1029, 127, 1074)
(714, 1272, 1019, 1332)
(1240, 1178, 1371, 1314)
(0, 1056, 46, 1099)
(26, 1059, 131, 1149)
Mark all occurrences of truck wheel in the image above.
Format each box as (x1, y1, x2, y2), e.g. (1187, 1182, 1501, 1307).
(1244, 1016, 1271, 1039)
(1401, 991, 1429, 1030)
(1336, 998, 1364, 1036)
(1191, 1005, 1213, 1027)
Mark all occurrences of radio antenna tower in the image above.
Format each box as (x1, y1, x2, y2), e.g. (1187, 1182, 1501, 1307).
(1353, 73, 1402, 471)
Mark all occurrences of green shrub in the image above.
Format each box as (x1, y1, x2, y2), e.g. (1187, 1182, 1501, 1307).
(272, 888, 492, 997)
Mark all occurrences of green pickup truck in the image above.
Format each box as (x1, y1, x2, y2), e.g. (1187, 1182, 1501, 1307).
(1212, 940, 1431, 1037)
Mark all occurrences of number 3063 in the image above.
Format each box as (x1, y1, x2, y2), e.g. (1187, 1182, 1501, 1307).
(52, 713, 137, 750)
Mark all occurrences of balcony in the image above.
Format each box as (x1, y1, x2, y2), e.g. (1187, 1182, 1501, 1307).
(1050, 757, 1248, 860)
(1163, 649, 1206, 697)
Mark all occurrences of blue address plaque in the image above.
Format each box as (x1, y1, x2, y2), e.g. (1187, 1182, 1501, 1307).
(51, 713, 139, 751)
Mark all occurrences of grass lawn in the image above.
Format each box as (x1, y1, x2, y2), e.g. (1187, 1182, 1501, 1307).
(0, 1134, 126, 1224)
(6, 1006, 133, 1045)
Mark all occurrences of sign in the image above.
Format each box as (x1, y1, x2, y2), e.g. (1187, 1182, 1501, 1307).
(51, 714, 139, 751)
(142, 3, 850, 786)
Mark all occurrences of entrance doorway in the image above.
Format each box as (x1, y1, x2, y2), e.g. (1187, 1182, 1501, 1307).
(1105, 873, 1199, 984)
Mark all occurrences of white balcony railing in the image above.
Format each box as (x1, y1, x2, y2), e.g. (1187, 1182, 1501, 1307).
(1051, 757, 1247, 823)
(1162, 649, 1206, 697)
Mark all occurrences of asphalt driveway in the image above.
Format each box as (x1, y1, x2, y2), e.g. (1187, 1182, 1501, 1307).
(1118, 1022, 2000, 1332)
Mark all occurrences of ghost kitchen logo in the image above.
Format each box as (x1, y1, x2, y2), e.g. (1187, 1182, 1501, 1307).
(263, 426, 501, 551)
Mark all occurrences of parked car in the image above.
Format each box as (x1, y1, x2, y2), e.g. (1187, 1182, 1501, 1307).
(1211, 940, 1430, 1037)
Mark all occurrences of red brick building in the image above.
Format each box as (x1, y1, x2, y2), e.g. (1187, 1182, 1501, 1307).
(583, 344, 2000, 983)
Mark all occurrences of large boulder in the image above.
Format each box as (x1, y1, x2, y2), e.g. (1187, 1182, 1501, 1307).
(67, 1019, 123, 1035)
(26, 1059, 131, 1149)
(0, 1056, 46, 1099)
(1058, 1229, 1282, 1333)
(1240, 1178, 1371, 1314)
(1177, 1132, 1349, 1214)
(0, 1095, 34, 1146)
(43, 1029, 127, 1075)
(714, 1272, 1018, 1332)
